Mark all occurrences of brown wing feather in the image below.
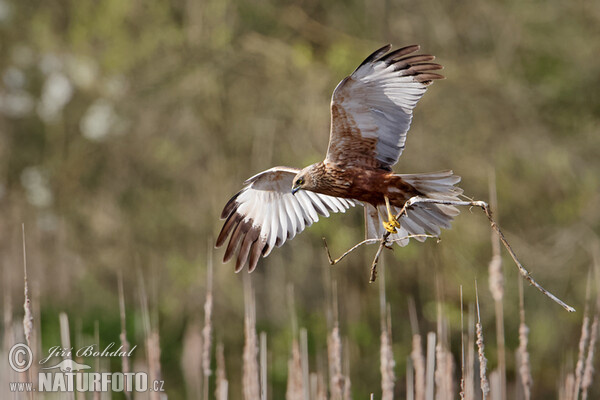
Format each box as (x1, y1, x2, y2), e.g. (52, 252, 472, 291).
(325, 44, 444, 170)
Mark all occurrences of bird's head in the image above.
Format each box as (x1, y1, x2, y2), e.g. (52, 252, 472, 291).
(292, 164, 319, 195)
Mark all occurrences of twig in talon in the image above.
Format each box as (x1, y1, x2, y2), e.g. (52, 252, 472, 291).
(322, 234, 435, 270)
(323, 237, 380, 265)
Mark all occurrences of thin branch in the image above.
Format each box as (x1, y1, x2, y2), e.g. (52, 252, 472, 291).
(322, 196, 576, 312)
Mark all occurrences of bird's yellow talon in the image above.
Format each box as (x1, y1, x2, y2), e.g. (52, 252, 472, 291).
(383, 217, 400, 233)
(383, 195, 400, 233)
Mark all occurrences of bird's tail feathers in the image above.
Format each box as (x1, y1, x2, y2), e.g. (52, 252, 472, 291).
(364, 170, 462, 246)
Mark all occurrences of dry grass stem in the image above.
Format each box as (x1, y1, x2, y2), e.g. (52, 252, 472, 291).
(581, 311, 599, 400)
(59, 312, 75, 400)
(518, 279, 532, 400)
(487, 171, 506, 400)
(466, 304, 476, 400)
(182, 321, 203, 398)
(243, 275, 260, 400)
(301, 329, 310, 400)
(475, 284, 490, 400)
(407, 357, 415, 400)
(411, 333, 426, 400)
(328, 321, 344, 400)
(146, 331, 162, 400)
(138, 267, 163, 400)
(286, 337, 303, 400)
(21, 225, 33, 350)
(343, 338, 352, 400)
(435, 314, 453, 400)
(215, 343, 229, 400)
(380, 306, 395, 400)
(460, 286, 465, 400)
(203, 251, 214, 400)
(573, 272, 592, 400)
(117, 271, 132, 400)
(425, 332, 436, 400)
(260, 331, 267, 400)
(21, 224, 35, 398)
(378, 258, 395, 400)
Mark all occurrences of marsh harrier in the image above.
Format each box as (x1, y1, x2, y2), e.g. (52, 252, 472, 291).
(217, 44, 463, 272)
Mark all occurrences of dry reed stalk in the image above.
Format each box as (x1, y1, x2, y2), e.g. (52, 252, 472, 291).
(59, 312, 75, 400)
(117, 272, 132, 400)
(434, 301, 445, 400)
(459, 286, 465, 400)
(327, 280, 346, 400)
(243, 275, 260, 400)
(475, 284, 490, 400)
(310, 373, 317, 400)
(328, 321, 344, 400)
(343, 337, 352, 400)
(59, 312, 71, 359)
(466, 304, 476, 400)
(411, 334, 426, 400)
(562, 373, 575, 400)
(581, 311, 599, 400)
(20, 225, 35, 400)
(315, 372, 328, 400)
(380, 306, 395, 400)
(517, 279, 532, 400)
(409, 297, 425, 400)
(425, 332, 436, 400)
(286, 284, 306, 400)
(435, 318, 453, 400)
(74, 320, 85, 400)
(434, 290, 453, 400)
(487, 172, 506, 400)
(260, 332, 267, 400)
(489, 370, 501, 400)
(203, 252, 214, 400)
(146, 331, 162, 400)
(93, 321, 101, 400)
(286, 338, 303, 400)
(573, 272, 592, 400)
(181, 321, 203, 398)
(215, 342, 229, 400)
(138, 267, 163, 400)
(379, 258, 395, 400)
(21, 225, 33, 351)
(2, 267, 15, 399)
(407, 357, 415, 400)
(300, 329, 310, 400)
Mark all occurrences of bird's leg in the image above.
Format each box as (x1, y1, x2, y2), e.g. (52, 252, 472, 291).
(382, 196, 401, 233)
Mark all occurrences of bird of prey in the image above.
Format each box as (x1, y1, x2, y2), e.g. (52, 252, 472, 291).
(217, 44, 463, 272)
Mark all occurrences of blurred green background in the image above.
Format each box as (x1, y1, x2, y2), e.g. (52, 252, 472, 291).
(0, 0, 599, 398)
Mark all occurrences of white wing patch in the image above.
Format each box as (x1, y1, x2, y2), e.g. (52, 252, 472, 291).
(217, 167, 356, 272)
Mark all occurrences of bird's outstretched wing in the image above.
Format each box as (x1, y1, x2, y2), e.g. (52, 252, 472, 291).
(325, 44, 444, 170)
(216, 167, 356, 272)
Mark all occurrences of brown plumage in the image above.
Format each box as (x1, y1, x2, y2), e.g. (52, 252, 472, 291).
(217, 44, 463, 272)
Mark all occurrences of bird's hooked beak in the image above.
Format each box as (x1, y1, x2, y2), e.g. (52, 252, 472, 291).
(291, 185, 301, 195)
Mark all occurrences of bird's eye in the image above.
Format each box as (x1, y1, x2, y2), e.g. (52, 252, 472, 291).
(296, 178, 304, 185)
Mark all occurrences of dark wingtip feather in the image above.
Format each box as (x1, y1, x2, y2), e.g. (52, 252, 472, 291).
(236, 227, 260, 272)
(220, 192, 241, 219)
(415, 72, 446, 84)
(248, 238, 264, 273)
(224, 220, 248, 263)
(216, 213, 241, 248)
(355, 44, 392, 70)
(377, 44, 420, 63)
